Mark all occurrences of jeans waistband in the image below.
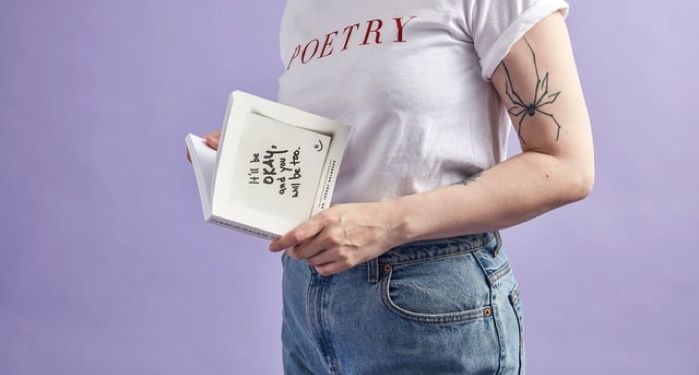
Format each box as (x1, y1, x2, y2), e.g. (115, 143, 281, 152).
(366, 230, 502, 284)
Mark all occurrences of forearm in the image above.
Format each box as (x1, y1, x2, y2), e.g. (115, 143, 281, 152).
(388, 150, 593, 244)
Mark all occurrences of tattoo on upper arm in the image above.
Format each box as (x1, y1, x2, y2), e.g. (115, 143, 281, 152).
(500, 37, 563, 145)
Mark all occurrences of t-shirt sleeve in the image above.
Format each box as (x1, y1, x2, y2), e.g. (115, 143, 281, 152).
(466, 0, 570, 81)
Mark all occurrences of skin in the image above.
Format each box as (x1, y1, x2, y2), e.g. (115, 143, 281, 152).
(186, 10, 594, 277)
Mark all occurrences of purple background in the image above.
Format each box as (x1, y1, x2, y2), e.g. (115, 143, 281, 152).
(1, 0, 697, 374)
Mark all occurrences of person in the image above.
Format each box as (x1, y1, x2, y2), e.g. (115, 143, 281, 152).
(187, 0, 594, 373)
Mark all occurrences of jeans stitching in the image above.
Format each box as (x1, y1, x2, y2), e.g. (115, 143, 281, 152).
(318, 276, 340, 374)
(488, 260, 512, 286)
(381, 243, 487, 268)
(367, 257, 379, 283)
(380, 265, 492, 324)
(509, 286, 524, 375)
(379, 232, 492, 264)
(472, 248, 503, 375)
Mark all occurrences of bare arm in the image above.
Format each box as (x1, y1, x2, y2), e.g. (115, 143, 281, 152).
(268, 10, 595, 276)
(387, 10, 595, 243)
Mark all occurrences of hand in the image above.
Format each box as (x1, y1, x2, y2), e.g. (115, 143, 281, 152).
(186, 130, 221, 163)
(268, 201, 405, 276)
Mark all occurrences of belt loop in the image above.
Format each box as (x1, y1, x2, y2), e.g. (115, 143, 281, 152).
(493, 230, 503, 256)
(367, 257, 379, 284)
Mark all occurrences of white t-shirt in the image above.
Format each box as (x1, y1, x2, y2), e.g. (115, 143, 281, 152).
(277, 0, 570, 205)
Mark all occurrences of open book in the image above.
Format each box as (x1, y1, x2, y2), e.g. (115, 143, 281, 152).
(185, 90, 351, 241)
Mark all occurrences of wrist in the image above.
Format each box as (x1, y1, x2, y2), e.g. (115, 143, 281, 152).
(384, 197, 418, 247)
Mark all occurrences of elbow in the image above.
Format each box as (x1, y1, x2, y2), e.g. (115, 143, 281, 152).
(568, 163, 595, 202)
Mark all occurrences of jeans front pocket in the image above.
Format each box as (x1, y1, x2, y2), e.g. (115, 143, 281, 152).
(379, 251, 493, 324)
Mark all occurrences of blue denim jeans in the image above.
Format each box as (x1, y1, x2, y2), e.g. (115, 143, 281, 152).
(280, 230, 525, 374)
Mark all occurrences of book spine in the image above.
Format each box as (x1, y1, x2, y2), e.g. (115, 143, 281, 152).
(209, 218, 278, 241)
(316, 157, 339, 211)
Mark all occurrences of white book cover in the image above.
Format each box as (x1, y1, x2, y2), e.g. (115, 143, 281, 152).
(185, 90, 352, 241)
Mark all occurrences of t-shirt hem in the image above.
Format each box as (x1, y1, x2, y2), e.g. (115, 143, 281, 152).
(480, 0, 570, 81)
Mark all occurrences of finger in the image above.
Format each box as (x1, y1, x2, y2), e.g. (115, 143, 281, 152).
(314, 262, 348, 277)
(304, 247, 338, 266)
(204, 130, 221, 150)
(288, 231, 331, 260)
(204, 129, 221, 138)
(205, 135, 219, 150)
(269, 218, 324, 252)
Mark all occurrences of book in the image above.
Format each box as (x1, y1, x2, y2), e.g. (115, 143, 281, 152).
(185, 90, 352, 241)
